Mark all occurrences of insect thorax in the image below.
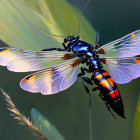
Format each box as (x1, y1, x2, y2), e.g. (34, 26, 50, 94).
(64, 36, 102, 72)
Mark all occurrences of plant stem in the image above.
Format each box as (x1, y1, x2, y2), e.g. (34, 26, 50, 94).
(89, 95, 93, 140)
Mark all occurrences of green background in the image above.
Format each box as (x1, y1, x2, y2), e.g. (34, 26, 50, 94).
(0, 0, 140, 140)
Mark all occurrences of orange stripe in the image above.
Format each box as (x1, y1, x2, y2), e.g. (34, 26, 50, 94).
(108, 91, 116, 98)
(95, 74, 102, 79)
(134, 58, 140, 63)
(99, 80, 110, 89)
(107, 78, 114, 87)
(102, 72, 108, 76)
(115, 89, 119, 96)
(108, 89, 119, 98)
(22, 79, 27, 83)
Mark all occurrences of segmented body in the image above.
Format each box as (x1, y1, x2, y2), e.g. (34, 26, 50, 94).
(92, 69, 124, 118)
(64, 36, 125, 118)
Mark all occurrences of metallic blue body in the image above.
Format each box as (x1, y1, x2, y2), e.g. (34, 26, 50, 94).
(64, 36, 102, 72)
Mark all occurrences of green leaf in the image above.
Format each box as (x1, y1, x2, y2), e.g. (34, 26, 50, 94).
(0, 0, 59, 50)
(132, 95, 140, 140)
(31, 108, 65, 140)
(0, 0, 96, 50)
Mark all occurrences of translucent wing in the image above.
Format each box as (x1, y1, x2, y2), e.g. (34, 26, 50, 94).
(98, 30, 140, 57)
(0, 47, 76, 72)
(99, 30, 140, 84)
(101, 56, 140, 84)
(20, 58, 81, 95)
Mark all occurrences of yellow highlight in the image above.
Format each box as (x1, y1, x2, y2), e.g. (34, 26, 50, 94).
(1, 49, 10, 53)
(99, 80, 110, 89)
(28, 75, 36, 81)
(131, 33, 136, 38)
(95, 74, 103, 79)
(134, 58, 140, 63)
(107, 78, 114, 87)
(22, 75, 36, 83)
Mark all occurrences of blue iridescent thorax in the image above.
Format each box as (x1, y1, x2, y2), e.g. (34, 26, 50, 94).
(64, 36, 102, 72)
(64, 36, 93, 54)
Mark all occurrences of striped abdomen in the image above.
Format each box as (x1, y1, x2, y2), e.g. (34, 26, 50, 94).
(92, 69, 125, 118)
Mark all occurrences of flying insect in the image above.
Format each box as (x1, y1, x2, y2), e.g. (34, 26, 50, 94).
(0, 0, 140, 118)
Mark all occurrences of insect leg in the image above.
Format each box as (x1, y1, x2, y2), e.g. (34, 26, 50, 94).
(57, 48, 66, 51)
(78, 67, 89, 77)
(41, 48, 66, 51)
(82, 79, 91, 105)
(92, 87, 99, 91)
(99, 93, 116, 119)
(82, 77, 94, 106)
(62, 42, 67, 50)
(82, 77, 93, 94)
(79, 67, 92, 105)
(83, 80, 90, 94)
(82, 77, 93, 85)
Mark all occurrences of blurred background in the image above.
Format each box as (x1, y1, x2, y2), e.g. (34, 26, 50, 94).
(0, 0, 140, 140)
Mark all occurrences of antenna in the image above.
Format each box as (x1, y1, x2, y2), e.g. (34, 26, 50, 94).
(77, 0, 92, 36)
(9, 0, 64, 38)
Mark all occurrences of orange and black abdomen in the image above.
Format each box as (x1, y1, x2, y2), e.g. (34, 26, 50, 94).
(92, 69, 125, 118)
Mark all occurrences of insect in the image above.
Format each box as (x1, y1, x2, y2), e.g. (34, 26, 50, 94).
(1, 0, 140, 119)
(1, 30, 140, 119)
